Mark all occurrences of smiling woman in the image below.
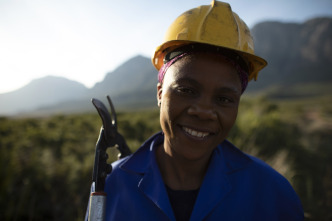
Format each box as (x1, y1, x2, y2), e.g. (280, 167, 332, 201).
(85, 1, 304, 220)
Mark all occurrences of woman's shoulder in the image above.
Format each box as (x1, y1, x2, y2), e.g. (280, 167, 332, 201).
(219, 140, 303, 215)
(220, 140, 295, 189)
(109, 132, 163, 177)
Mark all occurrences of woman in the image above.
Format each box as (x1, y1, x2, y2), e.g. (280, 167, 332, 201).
(96, 1, 304, 220)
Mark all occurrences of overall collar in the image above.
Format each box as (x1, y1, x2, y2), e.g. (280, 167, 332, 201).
(120, 132, 252, 221)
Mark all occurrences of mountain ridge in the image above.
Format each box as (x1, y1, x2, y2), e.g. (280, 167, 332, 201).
(0, 76, 88, 115)
(1, 17, 331, 116)
(248, 17, 332, 91)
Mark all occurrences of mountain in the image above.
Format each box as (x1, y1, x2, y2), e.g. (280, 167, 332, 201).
(0, 76, 88, 115)
(88, 55, 158, 106)
(0, 56, 158, 116)
(1, 17, 331, 116)
(248, 17, 332, 95)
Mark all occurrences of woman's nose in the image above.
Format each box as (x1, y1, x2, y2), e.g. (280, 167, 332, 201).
(187, 98, 217, 121)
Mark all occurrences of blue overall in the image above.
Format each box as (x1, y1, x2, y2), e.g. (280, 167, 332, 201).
(98, 132, 303, 220)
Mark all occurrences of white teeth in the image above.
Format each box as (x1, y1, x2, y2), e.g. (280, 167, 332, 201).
(183, 127, 209, 138)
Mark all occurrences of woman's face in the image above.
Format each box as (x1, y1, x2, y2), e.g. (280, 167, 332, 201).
(157, 53, 242, 162)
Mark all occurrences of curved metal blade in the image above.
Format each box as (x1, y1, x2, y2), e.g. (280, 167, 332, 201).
(91, 98, 114, 144)
(107, 95, 117, 131)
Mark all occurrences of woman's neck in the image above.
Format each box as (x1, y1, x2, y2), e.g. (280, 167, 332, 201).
(155, 143, 211, 190)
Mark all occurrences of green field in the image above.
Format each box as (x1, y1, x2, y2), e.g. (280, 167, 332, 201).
(0, 95, 331, 220)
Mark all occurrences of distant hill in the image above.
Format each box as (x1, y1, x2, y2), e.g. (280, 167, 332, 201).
(0, 56, 158, 116)
(0, 76, 88, 115)
(88, 55, 157, 106)
(0, 17, 331, 116)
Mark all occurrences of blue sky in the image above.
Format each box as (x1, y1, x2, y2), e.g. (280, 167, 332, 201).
(1, 0, 332, 93)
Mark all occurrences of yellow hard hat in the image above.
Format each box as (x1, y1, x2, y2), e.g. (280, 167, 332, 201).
(152, 0, 267, 81)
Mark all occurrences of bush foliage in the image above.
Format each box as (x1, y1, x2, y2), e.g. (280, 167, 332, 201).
(0, 97, 331, 220)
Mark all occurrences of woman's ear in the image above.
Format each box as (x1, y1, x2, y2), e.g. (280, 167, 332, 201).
(157, 83, 163, 107)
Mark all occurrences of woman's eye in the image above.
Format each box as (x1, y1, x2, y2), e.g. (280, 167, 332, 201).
(177, 87, 194, 94)
(217, 96, 233, 104)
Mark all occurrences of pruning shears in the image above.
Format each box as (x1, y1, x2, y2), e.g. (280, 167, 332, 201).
(87, 95, 131, 221)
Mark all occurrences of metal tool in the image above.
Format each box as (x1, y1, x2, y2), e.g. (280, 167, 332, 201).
(88, 95, 131, 221)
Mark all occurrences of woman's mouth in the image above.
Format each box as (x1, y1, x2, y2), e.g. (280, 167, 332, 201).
(182, 126, 210, 138)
